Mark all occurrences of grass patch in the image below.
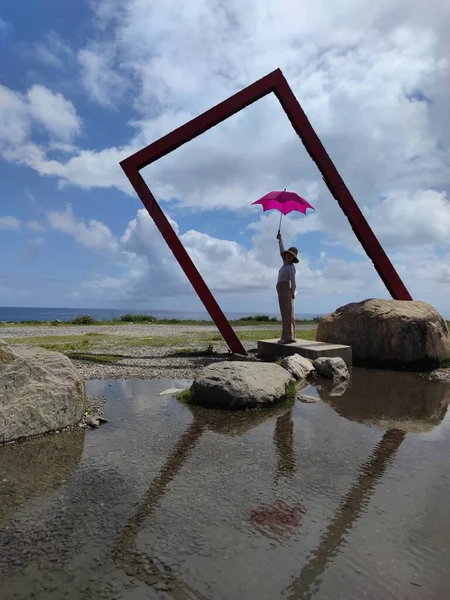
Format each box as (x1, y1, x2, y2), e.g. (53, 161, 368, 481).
(176, 389, 193, 403)
(285, 380, 297, 402)
(233, 329, 316, 342)
(6, 334, 101, 353)
(5, 328, 317, 355)
(119, 313, 155, 323)
(71, 315, 97, 325)
(66, 352, 123, 364)
(239, 314, 278, 323)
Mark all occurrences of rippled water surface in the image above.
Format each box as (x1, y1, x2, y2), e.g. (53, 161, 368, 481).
(1, 370, 450, 599)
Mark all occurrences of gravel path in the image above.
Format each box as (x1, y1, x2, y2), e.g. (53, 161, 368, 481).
(74, 341, 259, 380)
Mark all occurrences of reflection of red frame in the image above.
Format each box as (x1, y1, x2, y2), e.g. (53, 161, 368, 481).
(120, 68, 412, 355)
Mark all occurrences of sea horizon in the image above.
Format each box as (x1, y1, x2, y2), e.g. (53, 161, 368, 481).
(0, 306, 323, 323)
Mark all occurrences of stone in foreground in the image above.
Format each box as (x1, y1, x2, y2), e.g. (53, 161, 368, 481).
(298, 394, 321, 404)
(190, 361, 294, 410)
(281, 354, 315, 380)
(0, 340, 85, 443)
(317, 299, 450, 369)
(314, 357, 350, 380)
(258, 338, 352, 365)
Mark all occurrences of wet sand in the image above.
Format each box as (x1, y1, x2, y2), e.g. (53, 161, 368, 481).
(1, 370, 450, 599)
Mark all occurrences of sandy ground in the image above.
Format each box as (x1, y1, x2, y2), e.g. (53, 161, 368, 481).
(0, 323, 316, 380)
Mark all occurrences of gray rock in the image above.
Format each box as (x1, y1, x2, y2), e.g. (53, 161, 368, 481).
(159, 387, 187, 396)
(314, 357, 350, 380)
(317, 299, 450, 368)
(85, 416, 100, 428)
(281, 354, 315, 379)
(298, 395, 321, 403)
(0, 340, 85, 443)
(190, 361, 294, 409)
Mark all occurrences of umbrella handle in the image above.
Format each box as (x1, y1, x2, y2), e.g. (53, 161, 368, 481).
(278, 212, 283, 235)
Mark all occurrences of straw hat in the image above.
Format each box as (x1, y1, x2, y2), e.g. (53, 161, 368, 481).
(283, 246, 299, 263)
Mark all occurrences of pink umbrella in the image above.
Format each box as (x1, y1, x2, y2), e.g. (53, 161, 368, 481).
(252, 189, 315, 233)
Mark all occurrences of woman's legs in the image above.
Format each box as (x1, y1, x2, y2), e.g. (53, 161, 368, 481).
(277, 282, 295, 342)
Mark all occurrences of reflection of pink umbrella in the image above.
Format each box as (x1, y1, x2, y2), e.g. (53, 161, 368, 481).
(250, 500, 306, 541)
(252, 190, 315, 233)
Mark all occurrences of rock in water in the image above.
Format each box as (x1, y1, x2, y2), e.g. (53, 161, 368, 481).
(317, 299, 450, 369)
(190, 361, 294, 409)
(281, 354, 315, 380)
(314, 357, 350, 380)
(0, 340, 85, 443)
(298, 395, 321, 404)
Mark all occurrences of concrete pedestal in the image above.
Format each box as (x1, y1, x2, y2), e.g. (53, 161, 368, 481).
(257, 338, 352, 365)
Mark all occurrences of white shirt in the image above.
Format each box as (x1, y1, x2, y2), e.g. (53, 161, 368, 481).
(277, 240, 296, 296)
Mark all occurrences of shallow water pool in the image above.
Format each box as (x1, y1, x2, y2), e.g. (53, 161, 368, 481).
(1, 370, 450, 599)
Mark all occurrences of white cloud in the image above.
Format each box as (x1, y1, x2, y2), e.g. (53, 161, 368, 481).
(34, 203, 450, 315)
(1, 0, 445, 251)
(2, 0, 450, 314)
(27, 84, 81, 141)
(0, 83, 82, 170)
(33, 31, 73, 69)
(0, 216, 21, 231)
(26, 220, 47, 233)
(78, 44, 127, 107)
(46, 204, 118, 252)
(76, 208, 379, 304)
(369, 189, 450, 247)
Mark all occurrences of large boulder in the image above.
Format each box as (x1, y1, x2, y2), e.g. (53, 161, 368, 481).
(0, 340, 85, 443)
(317, 299, 450, 369)
(189, 361, 294, 409)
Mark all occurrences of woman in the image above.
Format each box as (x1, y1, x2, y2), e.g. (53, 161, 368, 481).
(276, 232, 299, 344)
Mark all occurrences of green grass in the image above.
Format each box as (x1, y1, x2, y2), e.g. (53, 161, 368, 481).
(67, 352, 124, 364)
(177, 389, 193, 403)
(239, 314, 278, 323)
(4, 328, 317, 359)
(119, 313, 155, 323)
(284, 380, 297, 402)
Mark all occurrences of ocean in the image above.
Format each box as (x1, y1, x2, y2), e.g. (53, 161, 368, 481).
(0, 307, 322, 323)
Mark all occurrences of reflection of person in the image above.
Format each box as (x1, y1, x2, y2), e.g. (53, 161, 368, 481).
(274, 409, 296, 482)
(276, 232, 299, 344)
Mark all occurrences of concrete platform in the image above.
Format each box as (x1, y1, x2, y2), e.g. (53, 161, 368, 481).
(257, 338, 353, 365)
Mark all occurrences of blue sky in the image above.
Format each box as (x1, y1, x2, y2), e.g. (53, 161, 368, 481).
(1, 0, 450, 317)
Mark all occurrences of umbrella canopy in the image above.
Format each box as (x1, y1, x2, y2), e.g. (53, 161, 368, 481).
(252, 190, 315, 215)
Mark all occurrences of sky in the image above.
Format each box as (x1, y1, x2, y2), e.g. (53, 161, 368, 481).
(0, 0, 450, 317)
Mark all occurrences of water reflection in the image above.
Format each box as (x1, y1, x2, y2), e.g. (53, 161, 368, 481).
(283, 429, 406, 600)
(112, 371, 447, 598)
(0, 429, 85, 525)
(315, 369, 449, 433)
(113, 401, 293, 597)
(283, 370, 450, 598)
(274, 408, 296, 482)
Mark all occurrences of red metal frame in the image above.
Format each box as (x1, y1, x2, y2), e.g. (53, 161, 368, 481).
(120, 68, 412, 355)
